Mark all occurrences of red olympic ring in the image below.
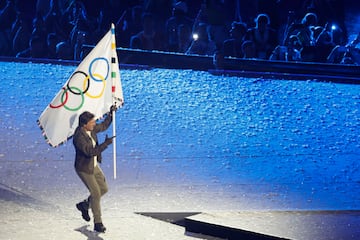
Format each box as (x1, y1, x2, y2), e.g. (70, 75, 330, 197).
(49, 87, 68, 108)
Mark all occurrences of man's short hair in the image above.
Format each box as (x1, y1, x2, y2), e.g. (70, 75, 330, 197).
(79, 111, 95, 126)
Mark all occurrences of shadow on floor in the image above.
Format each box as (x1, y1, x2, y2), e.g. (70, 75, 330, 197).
(0, 183, 52, 209)
(75, 225, 104, 240)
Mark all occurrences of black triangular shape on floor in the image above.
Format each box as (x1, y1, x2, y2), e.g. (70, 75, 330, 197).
(135, 212, 201, 227)
(184, 217, 289, 240)
(136, 212, 290, 240)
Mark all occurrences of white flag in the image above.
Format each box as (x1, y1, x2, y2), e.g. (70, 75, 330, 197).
(38, 24, 124, 147)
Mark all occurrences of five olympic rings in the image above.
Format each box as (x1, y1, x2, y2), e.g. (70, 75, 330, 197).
(49, 57, 109, 111)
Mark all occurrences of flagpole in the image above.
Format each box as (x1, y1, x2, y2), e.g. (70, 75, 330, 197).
(111, 23, 117, 179)
(112, 110, 117, 179)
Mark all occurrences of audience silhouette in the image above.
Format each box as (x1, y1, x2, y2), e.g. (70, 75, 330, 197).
(0, 0, 354, 65)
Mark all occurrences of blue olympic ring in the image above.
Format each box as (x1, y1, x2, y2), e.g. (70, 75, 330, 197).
(89, 57, 109, 82)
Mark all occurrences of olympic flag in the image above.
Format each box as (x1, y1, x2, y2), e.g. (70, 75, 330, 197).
(38, 24, 124, 178)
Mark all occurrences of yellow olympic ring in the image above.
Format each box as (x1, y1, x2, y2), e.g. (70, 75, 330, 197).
(83, 73, 106, 99)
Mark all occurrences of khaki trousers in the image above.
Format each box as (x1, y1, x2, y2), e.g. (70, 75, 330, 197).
(76, 165, 108, 223)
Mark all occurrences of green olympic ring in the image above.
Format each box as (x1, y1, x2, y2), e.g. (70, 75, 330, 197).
(61, 86, 85, 111)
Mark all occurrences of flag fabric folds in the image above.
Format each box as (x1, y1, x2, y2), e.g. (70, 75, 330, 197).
(38, 24, 124, 147)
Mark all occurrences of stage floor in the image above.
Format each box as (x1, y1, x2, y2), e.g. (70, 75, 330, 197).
(1, 61, 359, 239)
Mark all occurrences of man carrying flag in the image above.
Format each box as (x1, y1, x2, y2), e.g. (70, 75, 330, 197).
(74, 106, 116, 233)
(37, 24, 124, 233)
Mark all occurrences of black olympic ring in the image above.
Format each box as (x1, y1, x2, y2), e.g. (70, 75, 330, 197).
(66, 71, 90, 95)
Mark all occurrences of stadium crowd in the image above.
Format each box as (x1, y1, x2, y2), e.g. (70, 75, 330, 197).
(0, 0, 359, 64)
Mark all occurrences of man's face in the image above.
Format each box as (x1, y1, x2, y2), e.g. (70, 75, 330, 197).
(84, 119, 96, 131)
